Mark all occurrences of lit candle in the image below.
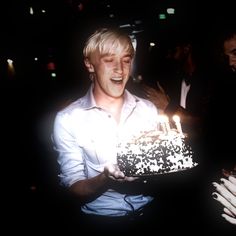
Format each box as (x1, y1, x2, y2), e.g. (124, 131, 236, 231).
(163, 115, 171, 133)
(172, 115, 183, 135)
(158, 115, 167, 133)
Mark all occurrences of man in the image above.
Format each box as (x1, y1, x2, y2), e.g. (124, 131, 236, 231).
(143, 35, 211, 145)
(206, 28, 236, 168)
(52, 28, 160, 233)
(222, 30, 236, 73)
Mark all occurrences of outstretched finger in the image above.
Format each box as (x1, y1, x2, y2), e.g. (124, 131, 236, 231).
(221, 178, 236, 195)
(156, 81, 165, 93)
(212, 192, 236, 215)
(125, 176, 139, 182)
(223, 207, 235, 217)
(229, 176, 236, 185)
(222, 213, 236, 225)
(213, 182, 236, 207)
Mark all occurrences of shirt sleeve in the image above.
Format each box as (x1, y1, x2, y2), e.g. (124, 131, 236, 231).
(52, 112, 86, 187)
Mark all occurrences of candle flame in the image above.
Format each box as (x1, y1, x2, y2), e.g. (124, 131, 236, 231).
(172, 115, 180, 123)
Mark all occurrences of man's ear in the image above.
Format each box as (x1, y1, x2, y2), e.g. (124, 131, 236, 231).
(84, 58, 95, 73)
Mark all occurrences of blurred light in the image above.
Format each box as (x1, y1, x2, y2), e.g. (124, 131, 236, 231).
(7, 59, 15, 77)
(150, 42, 155, 47)
(109, 13, 114, 18)
(51, 72, 57, 78)
(119, 24, 131, 28)
(47, 62, 56, 70)
(130, 35, 137, 51)
(7, 59, 13, 64)
(29, 7, 34, 15)
(132, 30, 144, 34)
(134, 20, 142, 24)
(78, 3, 83, 11)
(30, 185, 37, 191)
(167, 8, 175, 14)
(41, 9, 46, 13)
(34, 57, 38, 61)
(158, 13, 166, 20)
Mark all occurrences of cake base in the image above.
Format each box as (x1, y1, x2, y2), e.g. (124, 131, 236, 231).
(117, 130, 197, 177)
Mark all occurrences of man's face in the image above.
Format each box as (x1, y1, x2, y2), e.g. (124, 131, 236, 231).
(165, 44, 190, 72)
(88, 49, 133, 99)
(224, 35, 236, 72)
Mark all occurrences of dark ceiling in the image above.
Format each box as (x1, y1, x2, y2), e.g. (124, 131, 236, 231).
(1, 0, 235, 77)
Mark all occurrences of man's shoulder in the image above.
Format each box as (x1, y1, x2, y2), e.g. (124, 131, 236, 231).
(132, 93, 157, 109)
(54, 97, 89, 129)
(126, 89, 153, 105)
(56, 96, 87, 117)
(135, 95, 153, 105)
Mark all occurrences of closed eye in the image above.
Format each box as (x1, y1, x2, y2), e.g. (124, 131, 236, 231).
(123, 57, 132, 64)
(103, 57, 114, 63)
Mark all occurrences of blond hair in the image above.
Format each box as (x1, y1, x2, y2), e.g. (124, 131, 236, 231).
(83, 28, 135, 59)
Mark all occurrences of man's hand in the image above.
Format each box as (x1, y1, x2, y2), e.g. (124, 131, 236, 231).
(212, 176, 236, 225)
(104, 164, 138, 182)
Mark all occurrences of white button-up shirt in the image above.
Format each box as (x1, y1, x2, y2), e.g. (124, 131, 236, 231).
(53, 84, 159, 216)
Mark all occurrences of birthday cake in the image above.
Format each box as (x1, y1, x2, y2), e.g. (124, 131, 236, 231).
(117, 119, 197, 176)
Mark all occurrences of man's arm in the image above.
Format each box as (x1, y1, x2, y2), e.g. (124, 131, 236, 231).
(69, 172, 110, 204)
(70, 164, 137, 203)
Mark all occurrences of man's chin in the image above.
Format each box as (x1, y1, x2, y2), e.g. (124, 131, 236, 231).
(109, 88, 125, 98)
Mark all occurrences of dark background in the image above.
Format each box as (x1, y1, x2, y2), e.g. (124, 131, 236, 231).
(1, 0, 235, 234)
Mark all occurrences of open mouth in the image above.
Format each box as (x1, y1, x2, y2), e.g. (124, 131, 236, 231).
(111, 77, 123, 84)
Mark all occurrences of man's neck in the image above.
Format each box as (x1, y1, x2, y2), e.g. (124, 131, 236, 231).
(94, 93, 124, 123)
(183, 55, 196, 76)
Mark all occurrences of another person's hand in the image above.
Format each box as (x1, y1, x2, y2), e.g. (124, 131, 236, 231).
(222, 165, 236, 178)
(104, 164, 138, 182)
(143, 82, 170, 112)
(212, 176, 236, 225)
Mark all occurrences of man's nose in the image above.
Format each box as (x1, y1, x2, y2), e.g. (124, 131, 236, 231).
(114, 60, 123, 73)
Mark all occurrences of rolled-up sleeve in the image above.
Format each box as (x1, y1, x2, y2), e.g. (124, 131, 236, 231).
(53, 112, 86, 187)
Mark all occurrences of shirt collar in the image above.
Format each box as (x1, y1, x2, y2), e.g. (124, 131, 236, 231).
(79, 83, 140, 110)
(79, 84, 97, 110)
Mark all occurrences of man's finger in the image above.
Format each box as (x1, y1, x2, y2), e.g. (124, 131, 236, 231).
(125, 176, 139, 182)
(114, 170, 125, 179)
